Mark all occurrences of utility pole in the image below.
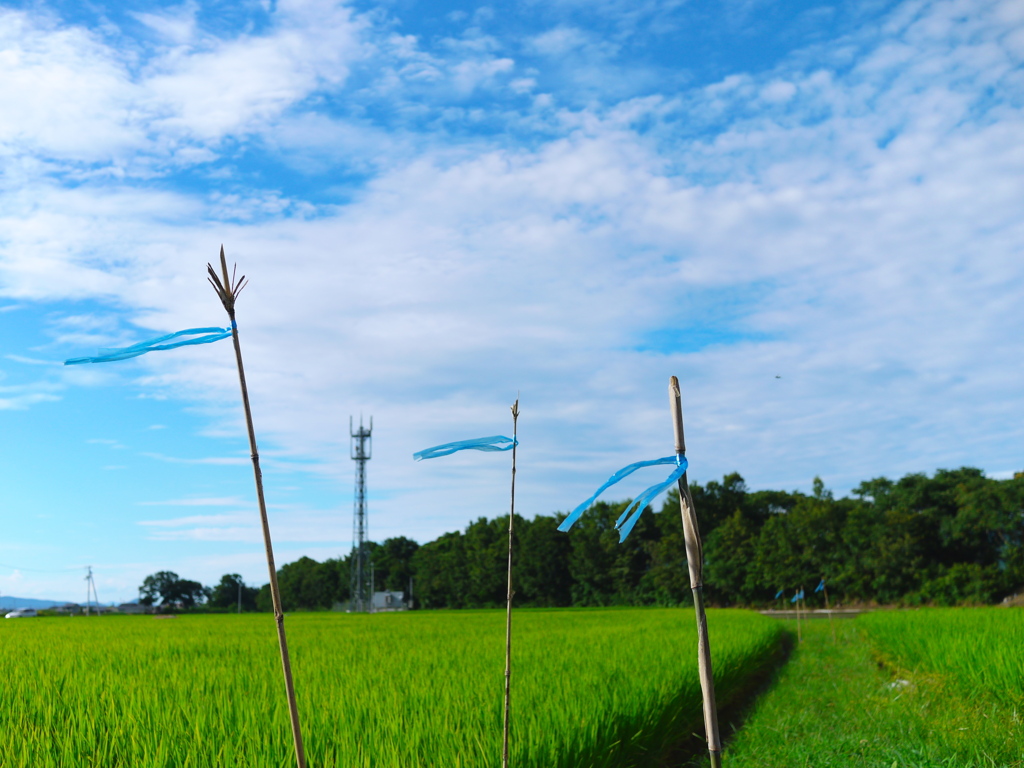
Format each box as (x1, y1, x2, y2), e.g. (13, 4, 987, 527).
(350, 416, 372, 612)
(238, 579, 242, 614)
(84, 566, 99, 616)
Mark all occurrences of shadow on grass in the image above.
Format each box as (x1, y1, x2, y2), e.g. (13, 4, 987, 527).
(666, 629, 796, 768)
(547, 627, 794, 768)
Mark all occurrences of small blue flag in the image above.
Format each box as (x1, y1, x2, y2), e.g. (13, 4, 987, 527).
(413, 435, 517, 461)
(775, 589, 784, 599)
(558, 455, 688, 542)
(791, 589, 804, 603)
(815, 578, 826, 593)
(65, 326, 233, 365)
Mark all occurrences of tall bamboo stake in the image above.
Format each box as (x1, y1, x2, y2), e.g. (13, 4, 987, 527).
(502, 398, 519, 768)
(823, 580, 836, 643)
(669, 376, 722, 768)
(208, 247, 307, 768)
(796, 586, 802, 644)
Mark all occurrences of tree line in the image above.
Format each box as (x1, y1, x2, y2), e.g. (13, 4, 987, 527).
(139, 467, 1024, 611)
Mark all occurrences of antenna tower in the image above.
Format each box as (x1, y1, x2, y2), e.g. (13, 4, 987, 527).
(84, 566, 99, 616)
(350, 416, 372, 612)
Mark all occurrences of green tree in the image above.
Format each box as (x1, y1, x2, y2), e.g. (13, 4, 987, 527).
(245, 467, 1024, 610)
(139, 571, 210, 609)
(704, 510, 759, 605)
(691, 473, 749, 539)
(256, 583, 272, 612)
(139, 571, 178, 606)
(174, 579, 210, 609)
(276, 556, 343, 610)
(412, 531, 468, 608)
(566, 500, 660, 606)
(462, 516, 508, 607)
(209, 574, 259, 611)
(517, 514, 573, 607)
(374, 537, 420, 597)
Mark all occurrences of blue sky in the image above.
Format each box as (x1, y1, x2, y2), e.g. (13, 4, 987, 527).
(0, 0, 1021, 603)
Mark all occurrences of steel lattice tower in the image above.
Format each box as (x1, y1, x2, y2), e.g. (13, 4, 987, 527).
(350, 416, 372, 612)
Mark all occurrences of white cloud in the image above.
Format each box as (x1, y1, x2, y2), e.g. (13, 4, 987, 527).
(131, 3, 200, 46)
(138, 496, 245, 506)
(142, 452, 250, 466)
(140, 0, 367, 142)
(0, 0, 1022, 557)
(87, 438, 126, 449)
(5, 355, 62, 366)
(0, 9, 142, 162)
(0, 1, 369, 168)
(529, 27, 593, 57)
(761, 80, 797, 103)
(137, 506, 348, 545)
(0, 391, 61, 410)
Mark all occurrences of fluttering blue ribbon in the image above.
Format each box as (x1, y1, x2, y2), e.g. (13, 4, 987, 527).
(557, 455, 689, 543)
(413, 435, 518, 461)
(791, 589, 804, 603)
(775, 589, 784, 599)
(815, 578, 826, 593)
(65, 326, 233, 365)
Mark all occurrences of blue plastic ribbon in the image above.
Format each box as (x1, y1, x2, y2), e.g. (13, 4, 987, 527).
(791, 589, 804, 603)
(558, 455, 689, 542)
(815, 578, 826, 593)
(413, 435, 517, 461)
(65, 327, 233, 365)
(775, 589, 784, 599)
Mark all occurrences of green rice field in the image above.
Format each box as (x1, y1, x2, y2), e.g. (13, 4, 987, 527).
(859, 607, 1024, 708)
(726, 608, 1024, 768)
(6, 606, 1023, 767)
(0, 608, 780, 768)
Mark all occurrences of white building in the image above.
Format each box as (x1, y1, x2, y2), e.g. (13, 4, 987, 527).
(371, 591, 408, 612)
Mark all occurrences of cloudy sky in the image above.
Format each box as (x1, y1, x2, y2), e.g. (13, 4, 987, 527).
(0, 0, 1021, 603)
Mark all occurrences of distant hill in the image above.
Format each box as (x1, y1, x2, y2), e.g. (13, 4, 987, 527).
(0, 596, 81, 610)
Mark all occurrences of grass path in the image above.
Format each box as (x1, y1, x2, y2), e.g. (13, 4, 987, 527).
(720, 618, 1024, 768)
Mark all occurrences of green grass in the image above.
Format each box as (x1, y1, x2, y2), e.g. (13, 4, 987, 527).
(722, 616, 1024, 768)
(0, 608, 779, 767)
(858, 608, 1024, 708)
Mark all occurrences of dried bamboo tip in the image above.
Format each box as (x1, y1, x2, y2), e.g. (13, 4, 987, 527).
(207, 245, 248, 316)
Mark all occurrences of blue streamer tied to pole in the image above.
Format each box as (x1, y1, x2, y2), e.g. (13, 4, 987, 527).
(413, 435, 518, 461)
(815, 578, 826, 593)
(557, 455, 689, 543)
(791, 589, 804, 603)
(775, 589, 784, 599)
(64, 326, 233, 365)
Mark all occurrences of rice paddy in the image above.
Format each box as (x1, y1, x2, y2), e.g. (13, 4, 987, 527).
(859, 607, 1024, 709)
(725, 610, 1024, 768)
(0, 608, 780, 768)
(4, 606, 1023, 767)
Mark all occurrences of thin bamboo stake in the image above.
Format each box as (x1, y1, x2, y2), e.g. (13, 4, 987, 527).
(502, 398, 519, 768)
(796, 586, 803, 644)
(208, 247, 307, 768)
(669, 377, 722, 768)
(823, 580, 836, 643)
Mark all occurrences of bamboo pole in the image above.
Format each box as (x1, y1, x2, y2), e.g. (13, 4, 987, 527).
(502, 398, 519, 768)
(823, 580, 836, 643)
(208, 247, 307, 768)
(796, 586, 802, 644)
(668, 376, 722, 768)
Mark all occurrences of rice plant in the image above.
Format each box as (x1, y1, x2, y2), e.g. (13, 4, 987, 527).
(859, 607, 1024, 707)
(0, 608, 779, 767)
